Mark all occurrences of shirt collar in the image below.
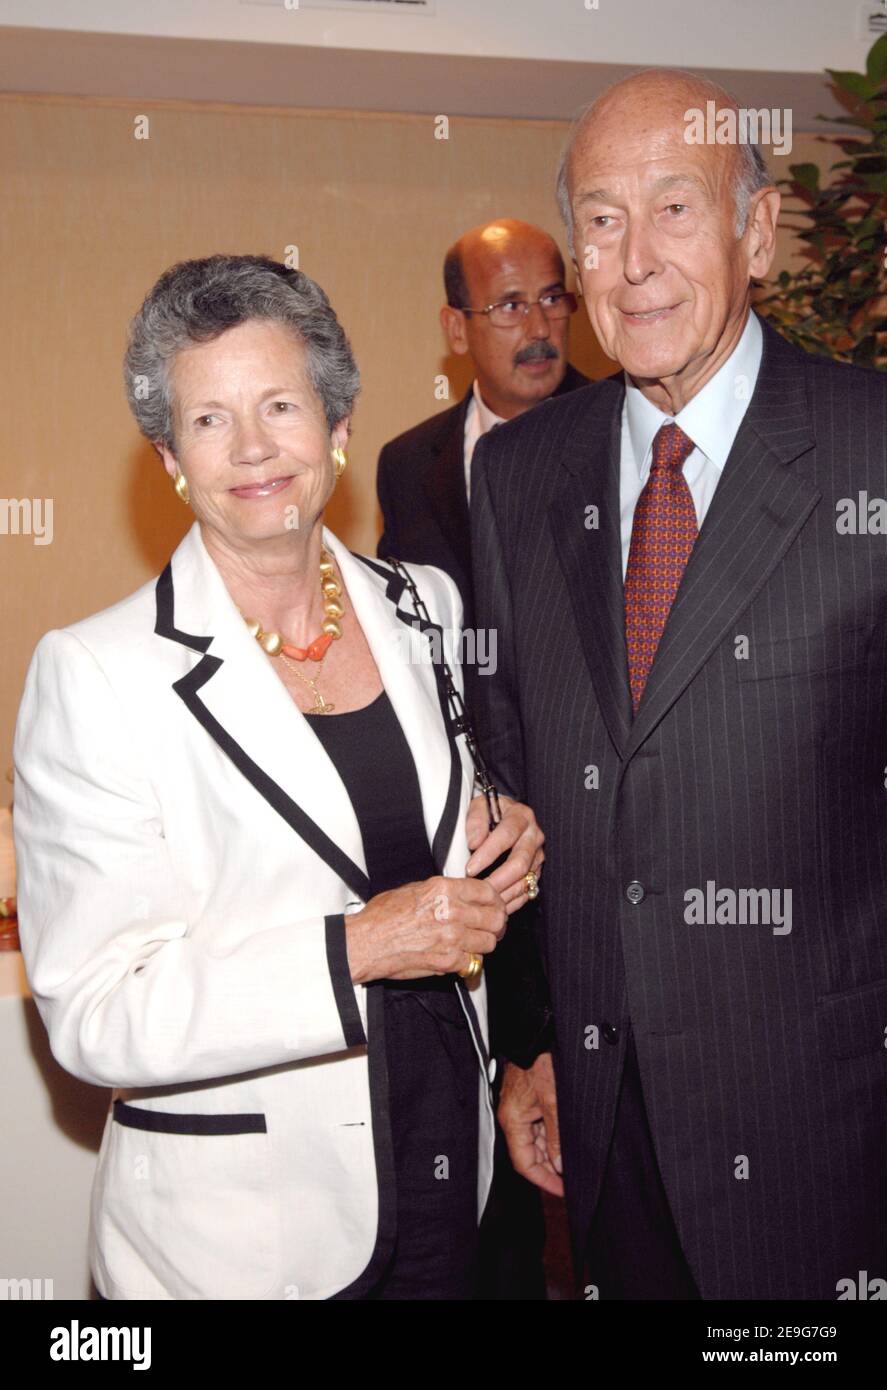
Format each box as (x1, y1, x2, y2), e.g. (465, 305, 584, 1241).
(472, 378, 507, 434)
(624, 309, 763, 480)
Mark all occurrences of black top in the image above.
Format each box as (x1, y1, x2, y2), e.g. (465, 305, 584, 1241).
(305, 688, 451, 992)
(305, 688, 437, 895)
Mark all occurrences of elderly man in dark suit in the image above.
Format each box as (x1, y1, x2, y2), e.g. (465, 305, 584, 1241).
(377, 219, 589, 628)
(471, 67, 887, 1300)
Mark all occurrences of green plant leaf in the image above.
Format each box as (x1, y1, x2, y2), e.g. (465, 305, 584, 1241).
(789, 162, 820, 192)
(865, 34, 887, 84)
(817, 113, 872, 130)
(768, 40, 886, 369)
(826, 69, 876, 102)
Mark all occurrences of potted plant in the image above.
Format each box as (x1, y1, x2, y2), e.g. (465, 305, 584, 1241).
(756, 33, 887, 369)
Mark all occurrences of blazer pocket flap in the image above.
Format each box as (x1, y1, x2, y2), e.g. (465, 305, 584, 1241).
(816, 978, 887, 1060)
(737, 627, 869, 682)
(113, 1100, 266, 1134)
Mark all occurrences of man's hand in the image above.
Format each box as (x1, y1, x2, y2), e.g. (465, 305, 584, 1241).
(498, 1052, 564, 1197)
(464, 793, 544, 913)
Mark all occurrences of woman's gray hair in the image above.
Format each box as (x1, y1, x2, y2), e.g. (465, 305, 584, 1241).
(555, 88, 772, 259)
(123, 254, 360, 452)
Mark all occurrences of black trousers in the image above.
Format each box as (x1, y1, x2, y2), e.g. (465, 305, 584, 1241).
(584, 1024, 700, 1300)
(475, 1115, 547, 1300)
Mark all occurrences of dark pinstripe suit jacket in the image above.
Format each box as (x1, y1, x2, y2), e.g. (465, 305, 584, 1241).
(470, 311, 887, 1299)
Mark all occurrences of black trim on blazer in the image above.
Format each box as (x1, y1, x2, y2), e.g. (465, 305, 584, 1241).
(455, 977, 491, 1071)
(352, 552, 463, 877)
(356, 553, 490, 1070)
(154, 566, 372, 903)
(329, 983, 397, 1298)
(113, 1099, 266, 1135)
(350, 551, 407, 608)
(154, 562, 213, 654)
(172, 657, 372, 903)
(325, 913, 367, 1048)
(430, 696, 463, 875)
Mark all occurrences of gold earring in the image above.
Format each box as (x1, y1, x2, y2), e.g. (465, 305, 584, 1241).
(332, 447, 348, 479)
(173, 469, 190, 504)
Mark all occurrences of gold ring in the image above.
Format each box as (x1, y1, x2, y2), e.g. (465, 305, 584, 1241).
(459, 952, 483, 980)
(525, 871, 540, 900)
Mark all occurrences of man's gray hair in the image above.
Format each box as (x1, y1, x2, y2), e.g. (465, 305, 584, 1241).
(123, 254, 360, 452)
(555, 92, 772, 259)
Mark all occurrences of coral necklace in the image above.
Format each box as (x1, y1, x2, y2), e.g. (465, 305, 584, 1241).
(240, 548, 344, 714)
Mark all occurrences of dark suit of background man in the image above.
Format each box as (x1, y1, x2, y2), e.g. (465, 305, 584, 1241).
(377, 218, 589, 630)
(376, 220, 588, 1299)
(471, 68, 887, 1300)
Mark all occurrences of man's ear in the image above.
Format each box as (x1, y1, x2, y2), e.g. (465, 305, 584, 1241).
(440, 304, 470, 357)
(746, 187, 781, 281)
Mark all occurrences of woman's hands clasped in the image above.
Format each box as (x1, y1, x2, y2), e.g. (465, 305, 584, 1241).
(345, 795, 544, 984)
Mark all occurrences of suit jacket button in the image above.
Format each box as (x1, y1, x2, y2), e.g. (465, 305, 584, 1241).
(603, 1023, 619, 1044)
(626, 880, 645, 905)
(488, 1058, 497, 1083)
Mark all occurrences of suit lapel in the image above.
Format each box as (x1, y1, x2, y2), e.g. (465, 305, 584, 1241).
(155, 523, 461, 901)
(548, 316, 822, 762)
(423, 374, 588, 586)
(624, 316, 821, 756)
(549, 379, 633, 758)
(422, 391, 473, 579)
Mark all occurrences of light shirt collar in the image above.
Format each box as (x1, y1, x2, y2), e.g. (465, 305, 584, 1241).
(472, 378, 506, 433)
(624, 310, 763, 480)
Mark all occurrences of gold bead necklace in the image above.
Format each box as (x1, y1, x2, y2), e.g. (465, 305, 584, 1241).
(240, 548, 343, 715)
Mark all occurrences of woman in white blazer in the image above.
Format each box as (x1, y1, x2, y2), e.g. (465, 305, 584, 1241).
(12, 254, 544, 1301)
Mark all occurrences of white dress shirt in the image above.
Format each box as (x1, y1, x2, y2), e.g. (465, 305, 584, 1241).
(619, 310, 763, 576)
(464, 379, 506, 502)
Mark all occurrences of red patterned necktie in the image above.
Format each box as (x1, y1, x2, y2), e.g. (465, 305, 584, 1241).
(624, 423, 698, 713)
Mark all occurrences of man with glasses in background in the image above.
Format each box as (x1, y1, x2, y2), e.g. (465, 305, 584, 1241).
(376, 218, 589, 631)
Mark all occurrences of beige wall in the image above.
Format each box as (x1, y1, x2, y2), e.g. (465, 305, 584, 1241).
(1, 90, 825, 790)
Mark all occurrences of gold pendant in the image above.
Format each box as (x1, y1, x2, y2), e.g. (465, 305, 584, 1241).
(312, 693, 335, 714)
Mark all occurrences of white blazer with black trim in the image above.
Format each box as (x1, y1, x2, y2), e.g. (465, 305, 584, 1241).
(12, 520, 495, 1300)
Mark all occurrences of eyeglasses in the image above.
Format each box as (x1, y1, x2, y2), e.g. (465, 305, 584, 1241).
(460, 290, 578, 329)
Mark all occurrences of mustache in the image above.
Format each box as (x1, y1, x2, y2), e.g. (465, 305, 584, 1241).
(514, 342, 559, 366)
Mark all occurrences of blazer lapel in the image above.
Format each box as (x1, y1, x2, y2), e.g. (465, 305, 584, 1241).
(155, 523, 462, 901)
(156, 523, 370, 899)
(343, 547, 464, 876)
(624, 315, 821, 758)
(548, 379, 633, 758)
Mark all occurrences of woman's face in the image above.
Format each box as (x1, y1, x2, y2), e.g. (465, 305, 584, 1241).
(159, 318, 347, 549)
